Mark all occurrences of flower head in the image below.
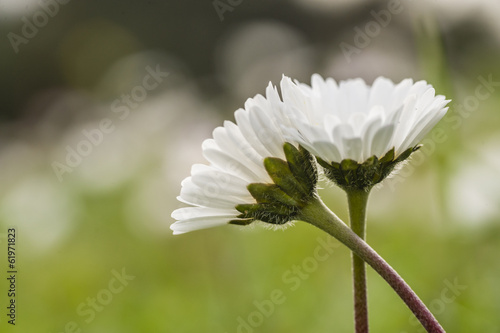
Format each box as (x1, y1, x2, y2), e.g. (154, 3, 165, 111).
(171, 73, 451, 233)
(280, 75, 450, 190)
(171, 84, 317, 234)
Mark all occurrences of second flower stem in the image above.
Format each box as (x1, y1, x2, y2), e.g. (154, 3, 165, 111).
(347, 189, 370, 333)
(298, 196, 445, 333)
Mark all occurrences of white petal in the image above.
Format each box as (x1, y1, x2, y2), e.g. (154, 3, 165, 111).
(234, 108, 270, 159)
(191, 170, 252, 198)
(349, 112, 367, 135)
(415, 87, 437, 113)
(178, 177, 247, 208)
(311, 73, 327, 90)
(332, 123, 354, 141)
(391, 78, 414, 107)
(213, 124, 269, 180)
(281, 105, 310, 127)
(404, 108, 448, 151)
(202, 147, 262, 183)
(371, 124, 395, 157)
(361, 116, 383, 160)
(344, 79, 369, 114)
(342, 137, 363, 161)
(223, 121, 265, 169)
(391, 94, 417, 147)
(397, 107, 443, 151)
(177, 191, 243, 210)
(324, 114, 341, 134)
(170, 215, 234, 234)
(369, 77, 395, 109)
(248, 105, 286, 158)
(386, 104, 404, 126)
(296, 120, 330, 143)
(310, 141, 342, 163)
(172, 207, 238, 220)
(281, 76, 305, 105)
(408, 80, 430, 98)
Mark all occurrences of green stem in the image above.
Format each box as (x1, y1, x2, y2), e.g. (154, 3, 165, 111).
(298, 196, 445, 333)
(347, 190, 370, 333)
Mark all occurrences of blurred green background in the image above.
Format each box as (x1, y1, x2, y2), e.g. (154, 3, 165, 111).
(0, 0, 499, 332)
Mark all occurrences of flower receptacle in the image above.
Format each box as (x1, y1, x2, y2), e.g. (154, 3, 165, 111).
(317, 146, 421, 192)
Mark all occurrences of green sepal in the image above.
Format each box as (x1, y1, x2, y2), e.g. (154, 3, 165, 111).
(247, 183, 299, 207)
(236, 203, 297, 218)
(363, 155, 378, 167)
(263, 157, 307, 202)
(283, 143, 317, 197)
(233, 142, 320, 227)
(317, 157, 334, 170)
(379, 147, 395, 163)
(229, 218, 255, 226)
(394, 145, 420, 164)
(340, 159, 359, 171)
(235, 203, 299, 225)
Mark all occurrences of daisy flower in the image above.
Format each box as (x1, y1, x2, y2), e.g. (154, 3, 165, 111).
(169, 73, 448, 333)
(171, 84, 316, 234)
(280, 74, 450, 190)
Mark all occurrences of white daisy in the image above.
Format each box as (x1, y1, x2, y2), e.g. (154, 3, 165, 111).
(280, 74, 450, 164)
(171, 84, 290, 234)
(171, 74, 451, 233)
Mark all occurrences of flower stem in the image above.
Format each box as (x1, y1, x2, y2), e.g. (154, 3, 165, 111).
(298, 196, 445, 333)
(346, 190, 370, 333)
